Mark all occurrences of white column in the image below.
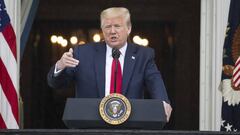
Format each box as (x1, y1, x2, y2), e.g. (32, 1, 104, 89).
(21, 0, 33, 35)
(200, 0, 230, 131)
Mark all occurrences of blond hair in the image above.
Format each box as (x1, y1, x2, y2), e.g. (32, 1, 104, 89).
(100, 7, 132, 28)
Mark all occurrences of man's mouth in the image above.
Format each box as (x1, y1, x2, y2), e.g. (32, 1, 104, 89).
(110, 36, 117, 42)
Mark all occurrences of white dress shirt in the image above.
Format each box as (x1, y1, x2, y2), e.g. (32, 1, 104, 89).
(105, 43, 127, 96)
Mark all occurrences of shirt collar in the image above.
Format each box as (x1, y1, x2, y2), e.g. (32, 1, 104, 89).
(106, 43, 127, 58)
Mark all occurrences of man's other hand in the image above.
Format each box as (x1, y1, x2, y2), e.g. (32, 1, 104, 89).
(163, 101, 172, 122)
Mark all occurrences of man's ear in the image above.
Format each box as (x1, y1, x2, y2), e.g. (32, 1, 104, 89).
(127, 27, 132, 35)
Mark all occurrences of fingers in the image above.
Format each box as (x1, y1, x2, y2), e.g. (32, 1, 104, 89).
(63, 55, 79, 67)
(66, 48, 73, 57)
(69, 48, 73, 53)
(163, 101, 172, 122)
(56, 48, 79, 70)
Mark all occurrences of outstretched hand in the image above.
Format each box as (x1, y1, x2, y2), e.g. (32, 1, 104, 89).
(56, 48, 79, 70)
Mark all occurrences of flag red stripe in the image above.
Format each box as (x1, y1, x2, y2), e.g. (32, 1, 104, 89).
(2, 23, 17, 60)
(233, 67, 240, 77)
(0, 59, 19, 124)
(233, 74, 240, 85)
(235, 58, 240, 66)
(0, 114, 7, 129)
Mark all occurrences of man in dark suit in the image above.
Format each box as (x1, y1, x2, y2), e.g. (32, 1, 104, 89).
(47, 7, 172, 121)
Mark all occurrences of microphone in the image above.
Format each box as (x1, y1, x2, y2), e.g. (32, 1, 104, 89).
(112, 48, 121, 93)
(112, 48, 121, 59)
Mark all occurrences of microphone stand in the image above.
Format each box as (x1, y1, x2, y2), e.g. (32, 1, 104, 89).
(114, 58, 118, 93)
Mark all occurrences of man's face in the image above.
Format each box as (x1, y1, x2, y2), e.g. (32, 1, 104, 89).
(101, 16, 131, 48)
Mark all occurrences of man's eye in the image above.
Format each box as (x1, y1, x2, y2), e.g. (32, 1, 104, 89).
(104, 25, 110, 29)
(115, 25, 121, 28)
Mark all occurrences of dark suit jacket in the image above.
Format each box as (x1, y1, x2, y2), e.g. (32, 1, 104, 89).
(47, 42, 170, 103)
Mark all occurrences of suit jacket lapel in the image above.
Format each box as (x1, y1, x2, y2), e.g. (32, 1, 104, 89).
(94, 43, 106, 98)
(122, 43, 137, 95)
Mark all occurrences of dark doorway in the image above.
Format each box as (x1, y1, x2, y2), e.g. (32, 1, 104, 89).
(20, 0, 200, 129)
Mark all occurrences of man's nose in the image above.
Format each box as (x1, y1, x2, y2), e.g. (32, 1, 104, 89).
(110, 26, 116, 33)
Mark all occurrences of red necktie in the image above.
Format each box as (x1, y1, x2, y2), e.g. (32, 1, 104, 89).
(110, 59, 122, 94)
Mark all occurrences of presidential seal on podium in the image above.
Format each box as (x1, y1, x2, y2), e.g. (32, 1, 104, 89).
(99, 93, 131, 125)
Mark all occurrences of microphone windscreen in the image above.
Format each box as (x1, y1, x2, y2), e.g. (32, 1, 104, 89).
(112, 48, 120, 59)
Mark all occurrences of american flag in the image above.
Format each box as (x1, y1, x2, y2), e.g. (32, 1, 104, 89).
(220, 0, 240, 132)
(0, 0, 19, 129)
